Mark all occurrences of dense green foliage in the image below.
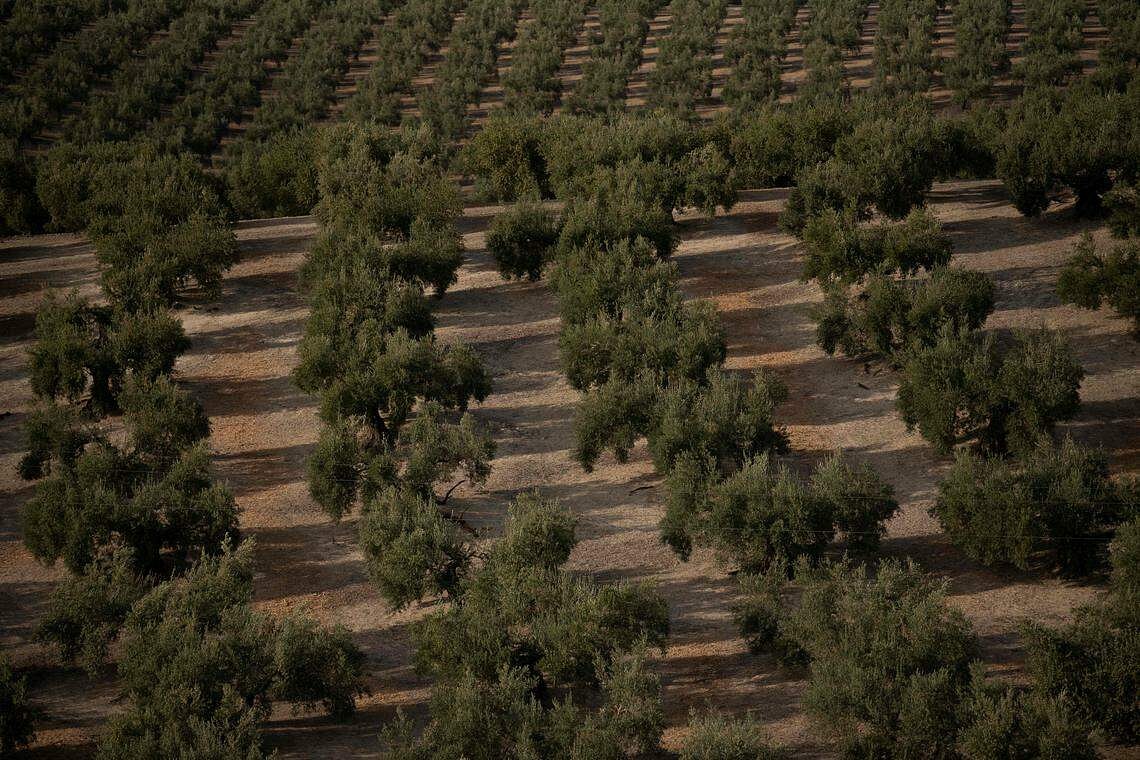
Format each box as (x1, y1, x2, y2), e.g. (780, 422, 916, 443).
(647, 0, 728, 115)
(815, 267, 995, 361)
(800, 0, 867, 97)
(0, 0, 128, 87)
(344, 0, 461, 125)
(25, 291, 189, 418)
(801, 208, 952, 283)
(23, 376, 230, 577)
(737, 559, 1096, 758)
(382, 493, 672, 758)
(0, 0, 196, 142)
(224, 127, 321, 218)
(780, 98, 949, 233)
(946, 0, 1011, 104)
(1023, 518, 1140, 743)
(98, 542, 366, 758)
(464, 110, 737, 217)
(723, 0, 799, 111)
(0, 652, 35, 755)
(994, 84, 1140, 217)
(150, 0, 328, 153)
(238, 0, 393, 144)
(62, 0, 262, 145)
(1096, 0, 1140, 90)
(897, 328, 1085, 455)
(0, 139, 46, 237)
(934, 437, 1136, 574)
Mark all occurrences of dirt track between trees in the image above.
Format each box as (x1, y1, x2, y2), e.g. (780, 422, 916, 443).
(1, 181, 1137, 757)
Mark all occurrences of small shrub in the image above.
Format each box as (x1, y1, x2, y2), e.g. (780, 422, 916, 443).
(680, 709, 786, 760)
(1105, 182, 1140, 239)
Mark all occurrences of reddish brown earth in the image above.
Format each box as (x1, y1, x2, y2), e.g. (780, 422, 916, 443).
(2, 180, 1137, 757)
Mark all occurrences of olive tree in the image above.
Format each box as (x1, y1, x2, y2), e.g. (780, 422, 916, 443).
(0, 138, 45, 237)
(934, 437, 1133, 574)
(98, 541, 366, 759)
(801, 208, 953, 284)
(486, 200, 561, 281)
(23, 376, 234, 579)
(383, 492, 671, 758)
(1057, 234, 1139, 336)
(26, 291, 189, 416)
(460, 111, 551, 201)
(661, 452, 897, 573)
(679, 710, 785, 760)
(224, 127, 319, 219)
(896, 329, 1084, 454)
(736, 558, 1095, 757)
(815, 268, 995, 361)
(1023, 518, 1140, 744)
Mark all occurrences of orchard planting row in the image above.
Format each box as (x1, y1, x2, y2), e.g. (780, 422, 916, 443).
(722, 0, 801, 110)
(1017, 0, 1087, 88)
(0, 0, 129, 87)
(565, 0, 664, 115)
(234, 0, 394, 144)
(418, 0, 527, 141)
(873, 0, 939, 95)
(646, 0, 729, 114)
(500, 0, 590, 114)
(62, 0, 264, 145)
(800, 0, 868, 97)
(342, 0, 464, 126)
(10, 139, 368, 756)
(946, 0, 1011, 104)
(294, 124, 677, 757)
(0, 0, 200, 142)
(148, 0, 330, 154)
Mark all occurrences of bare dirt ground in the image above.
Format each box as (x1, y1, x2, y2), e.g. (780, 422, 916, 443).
(2, 179, 1136, 757)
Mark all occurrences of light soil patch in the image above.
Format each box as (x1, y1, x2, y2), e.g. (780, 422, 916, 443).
(1, 180, 1136, 756)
